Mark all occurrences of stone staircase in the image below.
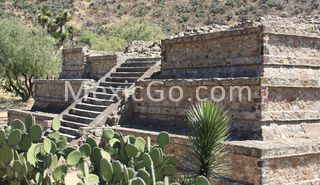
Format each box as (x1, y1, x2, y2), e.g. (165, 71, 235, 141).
(52, 58, 160, 141)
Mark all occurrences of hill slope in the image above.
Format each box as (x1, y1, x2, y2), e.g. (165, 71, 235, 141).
(1, 0, 319, 35)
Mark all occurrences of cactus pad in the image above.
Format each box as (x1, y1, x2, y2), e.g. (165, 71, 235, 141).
(150, 148, 163, 167)
(137, 169, 151, 185)
(100, 158, 113, 182)
(8, 129, 22, 147)
(129, 177, 146, 185)
(0, 143, 13, 164)
(112, 160, 123, 182)
(79, 143, 91, 158)
(52, 164, 68, 182)
(85, 137, 97, 149)
(125, 143, 139, 158)
(29, 125, 42, 142)
(195, 176, 210, 185)
(67, 150, 81, 166)
(19, 134, 32, 151)
(43, 138, 52, 154)
(51, 118, 61, 132)
(157, 132, 170, 148)
(162, 165, 176, 176)
(25, 114, 35, 129)
(134, 137, 146, 153)
(103, 129, 115, 140)
(0, 130, 6, 146)
(11, 119, 25, 132)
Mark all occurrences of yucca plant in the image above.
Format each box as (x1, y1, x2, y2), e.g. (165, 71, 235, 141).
(186, 101, 230, 182)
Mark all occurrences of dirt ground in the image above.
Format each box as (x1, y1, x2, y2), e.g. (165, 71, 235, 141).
(0, 89, 34, 125)
(0, 90, 34, 111)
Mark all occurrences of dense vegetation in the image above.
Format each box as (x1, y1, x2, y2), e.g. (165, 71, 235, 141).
(0, 17, 60, 101)
(0, 115, 211, 185)
(76, 18, 165, 51)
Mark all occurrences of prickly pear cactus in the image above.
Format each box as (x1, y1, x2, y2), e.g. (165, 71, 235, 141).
(0, 116, 210, 185)
(0, 115, 78, 184)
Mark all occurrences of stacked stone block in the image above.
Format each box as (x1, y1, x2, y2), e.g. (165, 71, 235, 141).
(130, 16, 320, 140)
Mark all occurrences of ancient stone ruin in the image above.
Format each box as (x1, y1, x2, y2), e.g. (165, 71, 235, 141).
(9, 16, 320, 184)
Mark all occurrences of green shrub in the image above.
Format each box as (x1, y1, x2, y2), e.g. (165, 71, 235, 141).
(267, 0, 285, 10)
(209, 6, 225, 14)
(107, 17, 166, 42)
(178, 14, 190, 23)
(186, 101, 230, 181)
(153, 9, 162, 17)
(131, 2, 150, 17)
(225, 0, 235, 6)
(174, 4, 190, 13)
(204, 16, 225, 25)
(77, 30, 127, 51)
(0, 17, 60, 101)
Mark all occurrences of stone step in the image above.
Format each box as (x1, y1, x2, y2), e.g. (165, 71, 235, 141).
(59, 126, 79, 136)
(126, 58, 160, 62)
(116, 67, 149, 72)
(105, 77, 139, 83)
(75, 103, 108, 112)
(45, 130, 77, 142)
(99, 81, 131, 88)
(69, 108, 101, 118)
(63, 114, 94, 124)
(121, 61, 156, 67)
(82, 97, 116, 106)
(61, 119, 88, 129)
(88, 91, 117, 100)
(61, 132, 77, 142)
(95, 85, 126, 93)
(110, 72, 144, 78)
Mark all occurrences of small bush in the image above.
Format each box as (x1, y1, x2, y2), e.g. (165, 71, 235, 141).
(77, 30, 127, 51)
(236, 8, 249, 15)
(107, 17, 166, 42)
(174, 3, 190, 13)
(131, 2, 150, 17)
(153, 9, 162, 17)
(209, 6, 225, 14)
(225, 0, 235, 6)
(205, 16, 225, 25)
(178, 14, 190, 23)
(267, 0, 285, 10)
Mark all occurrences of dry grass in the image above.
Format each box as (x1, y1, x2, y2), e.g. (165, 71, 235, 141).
(0, 89, 34, 112)
(0, 89, 34, 125)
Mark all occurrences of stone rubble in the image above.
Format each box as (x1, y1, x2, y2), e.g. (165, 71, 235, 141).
(125, 40, 161, 57)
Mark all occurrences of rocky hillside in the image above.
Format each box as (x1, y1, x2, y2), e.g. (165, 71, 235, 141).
(1, 0, 319, 35)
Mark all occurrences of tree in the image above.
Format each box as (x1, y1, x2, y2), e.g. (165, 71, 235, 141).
(186, 101, 230, 182)
(37, 6, 74, 47)
(0, 17, 60, 101)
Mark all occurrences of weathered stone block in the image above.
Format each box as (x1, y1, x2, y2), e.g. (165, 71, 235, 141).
(32, 79, 95, 113)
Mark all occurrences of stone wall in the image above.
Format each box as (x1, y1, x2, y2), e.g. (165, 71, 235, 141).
(226, 139, 320, 184)
(87, 54, 117, 80)
(131, 79, 320, 140)
(59, 47, 117, 79)
(131, 78, 262, 139)
(60, 48, 88, 79)
(32, 79, 95, 113)
(8, 109, 56, 130)
(129, 17, 320, 140)
(160, 27, 263, 79)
